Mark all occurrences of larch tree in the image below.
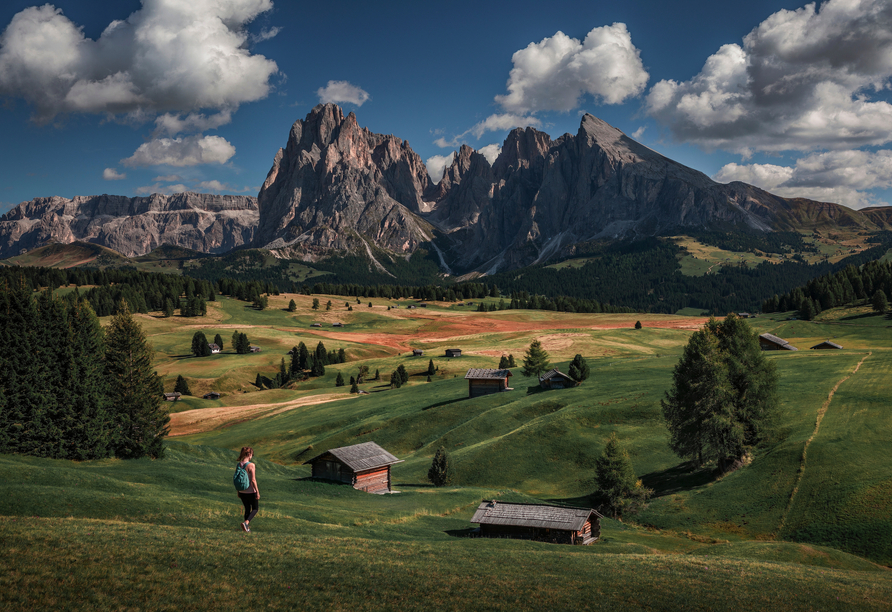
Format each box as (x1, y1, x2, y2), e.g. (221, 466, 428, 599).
(594, 433, 651, 518)
(568, 354, 590, 382)
(428, 446, 450, 486)
(174, 375, 191, 396)
(521, 340, 550, 377)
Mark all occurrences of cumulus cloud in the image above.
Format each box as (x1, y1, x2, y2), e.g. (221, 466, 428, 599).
(251, 26, 280, 43)
(647, 0, 892, 154)
(122, 135, 236, 167)
(316, 80, 370, 107)
(0, 1, 278, 123)
(632, 126, 646, 140)
(434, 114, 541, 148)
(714, 149, 892, 209)
(477, 144, 502, 165)
(152, 174, 183, 182)
(153, 110, 233, 137)
(197, 180, 253, 193)
(103, 167, 126, 180)
(496, 24, 648, 114)
(135, 183, 191, 196)
(426, 152, 455, 183)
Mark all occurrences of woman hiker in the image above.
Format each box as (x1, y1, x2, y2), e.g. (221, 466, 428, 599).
(235, 447, 260, 532)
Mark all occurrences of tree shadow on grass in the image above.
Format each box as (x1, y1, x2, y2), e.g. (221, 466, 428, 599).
(525, 385, 547, 395)
(838, 311, 883, 321)
(422, 397, 465, 411)
(445, 527, 479, 538)
(640, 461, 717, 497)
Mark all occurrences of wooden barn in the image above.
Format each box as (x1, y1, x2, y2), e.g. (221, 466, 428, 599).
(445, 348, 462, 358)
(538, 368, 579, 390)
(208, 343, 221, 353)
(412, 349, 424, 356)
(203, 392, 221, 400)
(163, 392, 181, 401)
(758, 333, 798, 351)
(465, 369, 513, 398)
(249, 345, 262, 353)
(306, 442, 403, 494)
(470, 501, 602, 545)
(811, 340, 843, 350)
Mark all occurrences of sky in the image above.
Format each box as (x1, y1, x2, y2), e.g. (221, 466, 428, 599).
(2, 0, 892, 214)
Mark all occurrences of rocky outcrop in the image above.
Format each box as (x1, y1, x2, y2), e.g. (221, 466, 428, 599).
(255, 104, 435, 261)
(0, 193, 257, 258)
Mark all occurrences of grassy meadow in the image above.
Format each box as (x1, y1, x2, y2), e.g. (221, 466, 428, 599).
(3, 293, 892, 609)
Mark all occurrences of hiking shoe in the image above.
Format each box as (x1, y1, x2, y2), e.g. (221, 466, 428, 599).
(241, 522, 249, 532)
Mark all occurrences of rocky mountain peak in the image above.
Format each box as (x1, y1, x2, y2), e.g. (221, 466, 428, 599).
(492, 127, 552, 177)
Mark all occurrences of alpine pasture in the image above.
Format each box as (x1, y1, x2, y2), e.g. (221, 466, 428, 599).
(2, 292, 892, 610)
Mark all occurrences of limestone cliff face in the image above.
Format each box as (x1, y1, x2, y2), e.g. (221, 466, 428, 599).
(255, 104, 435, 261)
(0, 193, 257, 258)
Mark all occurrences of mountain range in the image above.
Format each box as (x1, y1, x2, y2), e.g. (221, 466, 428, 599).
(3, 104, 892, 272)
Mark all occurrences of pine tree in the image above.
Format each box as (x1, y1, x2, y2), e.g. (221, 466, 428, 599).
(311, 358, 325, 377)
(163, 299, 174, 318)
(232, 330, 241, 352)
(315, 341, 328, 366)
(508, 354, 516, 368)
(66, 299, 111, 460)
(288, 299, 297, 312)
(326, 300, 332, 311)
(280, 358, 288, 384)
(427, 359, 435, 376)
(428, 446, 450, 486)
(397, 364, 409, 384)
(255, 373, 264, 389)
(568, 354, 590, 382)
(312, 298, 319, 310)
(236, 332, 250, 354)
(338, 348, 347, 363)
(191, 331, 211, 357)
(594, 433, 651, 518)
(297, 342, 309, 370)
(375, 368, 380, 380)
(872, 289, 888, 313)
(390, 371, 402, 389)
(350, 381, 359, 394)
(174, 375, 191, 396)
(521, 340, 550, 377)
(498, 355, 509, 369)
(336, 372, 345, 387)
(105, 301, 168, 459)
(214, 333, 224, 351)
(635, 320, 642, 329)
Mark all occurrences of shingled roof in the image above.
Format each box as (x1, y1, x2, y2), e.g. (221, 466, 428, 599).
(465, 369, 512, 379)
(306, 442, 403, 471)
(538, 368, 575, 383)
(470, 501, 602, 531)
(759, 333, 799, 351)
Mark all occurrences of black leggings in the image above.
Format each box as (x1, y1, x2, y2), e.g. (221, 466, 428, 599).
(238, 492, 259, 523)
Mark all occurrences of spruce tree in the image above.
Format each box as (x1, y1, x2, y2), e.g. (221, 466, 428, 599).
(397, 364, 409, 384)
(288, 299, 297, 312)
(338, 348, 347, 363)
(163, 299, 174, 318)
(312, 298, 319, 310)
(105, 301, 168, 459)
(568, 354, 590, 382)
(390, 371, 402, 389)
(315, 341, 328, 366)
(236, 332, 250, 354)
(232, 330, 241, 352)
(427, 359, 435, 376)
(213, 333, 224, 351)
(872, 289, 888, 313)
(335, 372, 345, 387)
(508, 354, 516, 368)
(191, 331, 211, 357)
(635, 320, 642, 329)
(66, 299, 111, 460)
(255, 373, 264, 389)
(594, 433, 651, 518)
(174, 375, 191, 396)
(428, 446, 450, 486)
(297, 342, 309, 370)
(498, 355, 509, 369)
(311, 358, 325, 377)
(521, 340, 550, 377)
(350, 381, 359, 394)
(375, 368, 380, 380)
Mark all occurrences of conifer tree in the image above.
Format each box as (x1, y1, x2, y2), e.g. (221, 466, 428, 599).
(280, 358, 288, 384)
(508, 354, 516, 368)
(174, 375, 191, 396)
(105, 301, 168, 459)
(594, 433, 651, 518)
(397, 363, 409, 384)
(288, 299, 297, 312)
(390, 371, 402, 389)
(191, 331, 211, 357)
(635, 320, 642, 329)
(375, 368, 380, 380)
(311, 358, 325, 377)
(335, 372, 345, 387)
(326, 300, 332, 311)
(255, 373, 264, 389)
(872, 289, 888, 313)
(350, 381, 359, 394)
(315, 341, 328, 366)
(297, 342, 309, 370)
(498, 355, 510, 369)
(232, 330, 241, 352)
(214, 333, 224, 351)
(427, 359, 435, 375)
(236, 332, 250, 354)
(568, 354, 590, 382)
(65, 300, 111, 459)
(163, 299, 174, 318)
(312, 298, 319, 310)
(428, 446, 450, 486)
(521, 340, 550, 377)
(338, 348, 347, 363)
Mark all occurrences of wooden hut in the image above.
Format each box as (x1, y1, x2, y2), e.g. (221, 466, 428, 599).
(470, 501, 602, 545)
(811, 340, 843, 350)
(445, 348, 462, 358)
(758, 333, 798, 351)
(163, 392, 181, 401)
(465, 369, 513, 398)
(249, 345, 262, 353)
(311, 323, 322, 327)
(203, 392, 221, 400)
(538, 368, 578, 390)
(208, 343, 221, 353)
(412, 349, 424, 356)
(332, 322, 344, 327)
(306, 442, 403, 494)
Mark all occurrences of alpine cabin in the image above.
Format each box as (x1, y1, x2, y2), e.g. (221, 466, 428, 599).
(811, 340, 843, 350)
(445, 348, 462, 358)
(306, 442, 403, 494)
(758, 333, 798, 351)
(470, 501, 602, 545)
(538, 368, 578, 390)
(465, 369, 513, 398)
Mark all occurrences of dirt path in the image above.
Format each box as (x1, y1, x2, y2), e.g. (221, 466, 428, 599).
(169, 393, 350, 437)
(776, 352, 871, 535)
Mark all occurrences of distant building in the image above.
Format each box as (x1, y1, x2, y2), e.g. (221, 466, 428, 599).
(419, 302, 428, 308)
(736, 312, 756, 318)
(332, 322, 344, 328)
(407, 305, 417, 309)
(311, 323, 322, 327)
(470, 501, 602, 545)
(306, 442, 403, 494)
(249, 345, 261, 353)
(208, 343, 221, 353)
(163, 392, 181, 401)
(465, 369, 512, 398)
(538, 368, 579, 390)
(758, 333, 798, 351)
(203, 392, 221, 400)
(445, 348, 462, 358)
(811, 340, 843, 350)
(412, 349, 424, 356)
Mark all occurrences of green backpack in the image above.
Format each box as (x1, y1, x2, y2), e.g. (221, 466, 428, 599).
(233, 461, 251, 491)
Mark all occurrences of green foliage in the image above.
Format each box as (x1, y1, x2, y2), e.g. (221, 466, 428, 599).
(105, 302, 167, 459)
(872, 289, 888, 313)
(191, 331, 211, 357)
(163, 299, 174, 318)
(311, 298, 319, 310)
(635, 320, 642, 329)
(173, 375, 191, 396)
(235, 332, 250, 355)
(396, 364, 409, 384)
(288, 299, 297, 312)
(390, 371, 402, 389)
(428, 446, 450, 486)
(335, 372, 345, 387)
(350, 381, 359, 394)
(594, 433, 651, 518)
(338, 348, 347, 363)
(662, 315, 777, 467)
(498, 355, 509, 369)
(521, 340, 550, 377)
(213, 334, 224, 351)
(508, 354, 516, 368)
(427, 359, 435, 376)
(568, 354, 589, 382)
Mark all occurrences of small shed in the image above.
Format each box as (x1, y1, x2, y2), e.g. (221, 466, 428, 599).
(465, 369, 513, 398)
(203, 392, 221, 400)
(407, 305, 417, 309)
(811, 340, 843, 350)
(445, 348, 462, 358)
(758, 333, 798, 351)
(412, 349, 424, 356)
(249, 345, 262, 353)
(306, 442, 403, 494)
(470, 501, 602, 545)
(163, 392, 181, 402)
(208, 343, 221, 353)
(538, 368, 579, 390)
(419, 302, 428, 308)
(332, 322, 344, 327)
(311, 323, 322, 328)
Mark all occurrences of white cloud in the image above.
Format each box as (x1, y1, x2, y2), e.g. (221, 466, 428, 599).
(197, 180, 253, 193)
(152, 174, 183, 182)
(434, 114, 541, 148)
(426, 152, 455, 183)
(647, 0, 892, 154)
(135, 183, 190, 195)
(122, 135, 236, 167)
(495, 24, 648, 114)
(103, 167, 126, 180)
(153, 110, 233, 137)
(316, 80, 370, 107)
(714, 149, 892, 209)
(0, 1, 278, 123)
(477, 144, 501, 164)
(251, 26, 280, 43)
(631, 126, 646, 140)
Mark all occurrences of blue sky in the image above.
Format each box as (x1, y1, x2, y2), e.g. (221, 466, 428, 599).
(2, 0, 892, 214)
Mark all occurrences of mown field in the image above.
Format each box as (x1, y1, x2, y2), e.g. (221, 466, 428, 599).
(2, 294, 892, 610)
